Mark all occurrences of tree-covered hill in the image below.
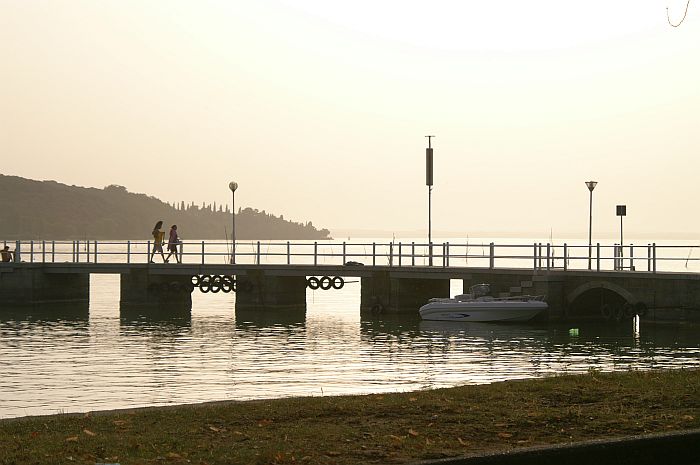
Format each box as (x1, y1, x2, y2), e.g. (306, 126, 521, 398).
(0, 175, 331, 240)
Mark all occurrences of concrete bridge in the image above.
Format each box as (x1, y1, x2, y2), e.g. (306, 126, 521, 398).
(2, 260, 700, 324)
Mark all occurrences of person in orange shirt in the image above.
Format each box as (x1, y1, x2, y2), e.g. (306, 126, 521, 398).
(149, 220, 167, 263)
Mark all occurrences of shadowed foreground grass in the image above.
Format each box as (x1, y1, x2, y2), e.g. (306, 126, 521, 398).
(1, 369, 699, 465)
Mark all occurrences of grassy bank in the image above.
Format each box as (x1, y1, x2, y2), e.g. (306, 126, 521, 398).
(1, 369, 699, 465)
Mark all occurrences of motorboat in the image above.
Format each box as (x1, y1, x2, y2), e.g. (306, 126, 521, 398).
(419, 284, 548, 322)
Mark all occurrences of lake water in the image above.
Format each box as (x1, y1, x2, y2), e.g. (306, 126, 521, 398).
(2, 272, 700, 420)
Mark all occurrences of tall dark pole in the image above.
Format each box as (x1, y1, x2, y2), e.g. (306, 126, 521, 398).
(616, 205, 626, 270)
(426, 135, 435, 266)
(229, 181, 238, 264)
(585, 181, 597, 270)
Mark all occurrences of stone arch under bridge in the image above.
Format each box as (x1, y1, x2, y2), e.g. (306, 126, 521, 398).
(566, 280, 638, 321)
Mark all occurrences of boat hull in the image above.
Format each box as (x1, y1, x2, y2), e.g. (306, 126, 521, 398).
(419, 300, 547, 322)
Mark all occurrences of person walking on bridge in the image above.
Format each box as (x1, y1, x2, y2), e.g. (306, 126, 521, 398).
(165, 224, 181, 263)
(149, 220, 167, 263)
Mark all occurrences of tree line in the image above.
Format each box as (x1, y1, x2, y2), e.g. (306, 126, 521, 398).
(0, 175, 332, 240)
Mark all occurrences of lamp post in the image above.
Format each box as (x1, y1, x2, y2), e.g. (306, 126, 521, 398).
(425, 135, 435, 266)
(585, 181, 597, 270)
(616, 205, 626, 270)
(229, 181, 238, 264)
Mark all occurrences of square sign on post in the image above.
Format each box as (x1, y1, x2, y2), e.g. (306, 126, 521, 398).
(616, 205, 627, 216)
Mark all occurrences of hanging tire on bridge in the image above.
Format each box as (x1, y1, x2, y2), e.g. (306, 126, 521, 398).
(371, 302, 384, 313)
(307, 276, 320, 290)
(332, 276, 344, 290)
(199, 276, 211, 293)
(601, 304, 612, 320)
(238, 280, 254, 293)
(634, 302, 648, 317)
(210, 275, 222, 293)
(221, 275, 233, 293)
(319, 276, 333, 290)
(184, 282, 195, 293)
(191, 275, 201, 286)
(613, 305, 625, 323)
(622, 302, 635, 319)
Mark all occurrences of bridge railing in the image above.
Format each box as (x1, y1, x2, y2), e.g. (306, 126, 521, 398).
(2, 239, 700, 273)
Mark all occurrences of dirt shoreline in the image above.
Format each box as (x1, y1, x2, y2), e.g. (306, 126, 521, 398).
(1, 369, 698, 464)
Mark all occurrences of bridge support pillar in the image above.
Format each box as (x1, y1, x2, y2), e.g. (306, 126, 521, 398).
(120, 269, 193, 318)
(0, 266, 89, 318)
(234, 271, 307, 313)
(361, 271, 450, 315)
(533, 274, 566, 320)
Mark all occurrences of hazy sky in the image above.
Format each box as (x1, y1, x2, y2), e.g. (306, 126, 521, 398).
(2, 1, 699, 238)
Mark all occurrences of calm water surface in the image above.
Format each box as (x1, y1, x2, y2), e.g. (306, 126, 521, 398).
(1, 275, 699, 419)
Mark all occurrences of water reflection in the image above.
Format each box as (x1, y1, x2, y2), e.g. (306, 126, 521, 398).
(235, 307, 306, 329)
(1, 274, 699, 419)
(0, 302, 89, 322)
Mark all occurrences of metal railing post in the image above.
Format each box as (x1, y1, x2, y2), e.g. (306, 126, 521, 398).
(629, 244, 634, 271)
(342, 241, 346, 265)
(563, 243, 568, 271)
(127, 240, 131, 264)
(411, 242, 415, 266)
(86, 240, 90, 263)
(652, 243, 657, 273)
(72, 241, 76, 262)
(15, 240, 20, 263)
(147, 240, 151, 263)
(596, 243, 601, 272)
(257, 241, 261, 265)
(538, 243, 542, 269)
(533, 243, 538, 270)
(201, 240, 205, 265)
(94, 241, 98, 263)
(30, 240, 34, 263)
(372, 242, 376, 266)
(546, 243, 551, 271)
(398, 242, 402, 266)
(41, 240, 45, 263)
(647, 244, 651, 272)
(51, 240, 55, 263)
(389, 241, 394, 267)
(287, 241, 291, 265)
(489, 242, 495, 269)
(314, 241, 318, 266)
